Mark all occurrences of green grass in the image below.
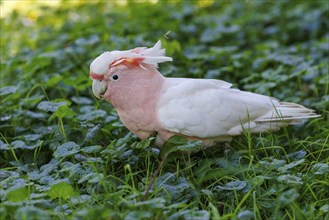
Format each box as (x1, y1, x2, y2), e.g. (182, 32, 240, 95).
(1, 1, 329, 219)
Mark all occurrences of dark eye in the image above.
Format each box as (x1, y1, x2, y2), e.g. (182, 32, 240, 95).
(112, 75, 119, 80)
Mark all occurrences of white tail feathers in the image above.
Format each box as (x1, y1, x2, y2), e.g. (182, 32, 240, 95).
(256, 102, 320, 123)
(228, 101, 320, 136)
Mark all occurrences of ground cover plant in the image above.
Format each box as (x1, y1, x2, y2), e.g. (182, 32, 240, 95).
(1, 0, 328, 219)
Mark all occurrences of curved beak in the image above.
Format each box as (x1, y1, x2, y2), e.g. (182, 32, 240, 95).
(92, 80, 107, 100)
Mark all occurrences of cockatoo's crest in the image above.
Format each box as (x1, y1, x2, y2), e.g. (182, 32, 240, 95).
(90, 41, 172, 77)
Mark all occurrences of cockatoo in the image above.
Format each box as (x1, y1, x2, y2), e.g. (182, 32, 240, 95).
(90, 41, 319, 146)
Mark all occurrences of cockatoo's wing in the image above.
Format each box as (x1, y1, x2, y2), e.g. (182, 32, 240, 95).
(157, 78, 318, 138)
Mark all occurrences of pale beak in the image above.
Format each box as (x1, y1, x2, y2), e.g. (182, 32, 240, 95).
(92, 80, 107, 99)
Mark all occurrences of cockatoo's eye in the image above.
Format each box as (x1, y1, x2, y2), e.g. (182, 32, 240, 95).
(112, 75, 119, 80)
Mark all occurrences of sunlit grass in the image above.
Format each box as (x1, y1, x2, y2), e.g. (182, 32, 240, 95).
(0, 0, 60, 18)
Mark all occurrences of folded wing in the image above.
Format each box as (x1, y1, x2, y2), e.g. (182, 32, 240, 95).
(157, 78, 319, 138)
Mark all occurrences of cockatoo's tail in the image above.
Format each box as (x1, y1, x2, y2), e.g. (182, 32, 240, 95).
(90, 41, 320, 147)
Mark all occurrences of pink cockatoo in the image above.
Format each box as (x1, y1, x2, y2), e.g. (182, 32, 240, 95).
(90, 41, 319, 146)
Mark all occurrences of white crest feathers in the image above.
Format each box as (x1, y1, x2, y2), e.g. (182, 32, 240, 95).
(90, 41, 172, 75)
(138, 41, 173, 65)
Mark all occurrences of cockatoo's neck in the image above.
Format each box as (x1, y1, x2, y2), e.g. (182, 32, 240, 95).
(108, 67, 165, 137)
(109, 68, 165, 111)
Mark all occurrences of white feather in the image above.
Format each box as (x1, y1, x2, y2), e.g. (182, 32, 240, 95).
(90, 41, 172, 75)
(157, 78, 319, 139)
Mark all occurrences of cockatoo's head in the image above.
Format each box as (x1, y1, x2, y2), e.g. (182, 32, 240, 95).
(89, 41, 172, 101)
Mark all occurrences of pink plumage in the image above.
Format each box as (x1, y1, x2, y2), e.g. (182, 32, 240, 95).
(89, 41, 320, 146)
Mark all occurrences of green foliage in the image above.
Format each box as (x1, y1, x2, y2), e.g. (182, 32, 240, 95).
(48, 182, 75, 200)
(15, 206, 50, 220)
(1, 1, 328, 220)
(163, 135, 203, 155)
(6, 187, 29, 202)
